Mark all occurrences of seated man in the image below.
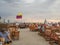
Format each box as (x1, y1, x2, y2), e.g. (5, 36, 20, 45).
(0, 28, 12, 44)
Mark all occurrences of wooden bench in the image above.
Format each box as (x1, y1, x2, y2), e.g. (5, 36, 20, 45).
(12, 31, 20, 40)
(8, 25, 20, 40)
(44, 29, 51, 41)
(49, 30, 60, 45)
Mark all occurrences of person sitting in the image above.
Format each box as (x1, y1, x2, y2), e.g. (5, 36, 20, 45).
(0, 28, 12, 44)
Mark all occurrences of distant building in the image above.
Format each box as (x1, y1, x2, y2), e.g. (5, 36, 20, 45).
(7, 20, 10, 23)
(0, 16, 6, 23)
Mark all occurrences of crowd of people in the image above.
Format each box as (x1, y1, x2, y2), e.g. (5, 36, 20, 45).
(29, 22, 60, 45)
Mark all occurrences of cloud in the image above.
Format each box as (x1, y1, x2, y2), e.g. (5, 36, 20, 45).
(2, 0, 20, 3)
(0, 0, 60, 22)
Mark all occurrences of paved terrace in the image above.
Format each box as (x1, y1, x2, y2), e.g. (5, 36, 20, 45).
(12, 28, 50, 45)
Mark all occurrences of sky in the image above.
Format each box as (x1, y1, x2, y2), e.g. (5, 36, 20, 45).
(0, 0, 60, 23)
